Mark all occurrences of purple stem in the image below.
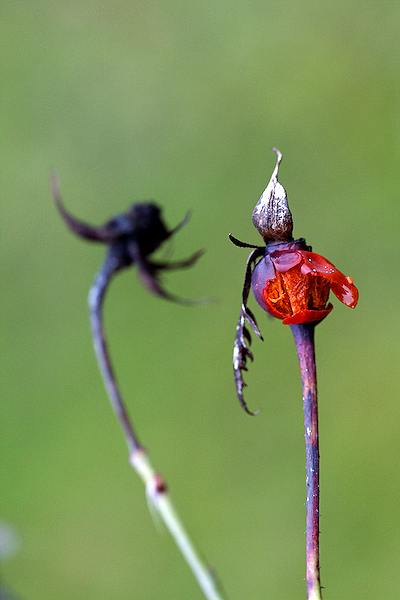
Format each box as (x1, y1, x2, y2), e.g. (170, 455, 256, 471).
(88, 250, 142, 453)
(290, 322, 322, 600)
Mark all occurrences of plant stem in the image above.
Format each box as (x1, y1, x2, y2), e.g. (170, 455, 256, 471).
(290, 323, 322, 600)
(88, 251, 227, 600)
(88, 250, 141, 453)
(130, 449, 226, 600)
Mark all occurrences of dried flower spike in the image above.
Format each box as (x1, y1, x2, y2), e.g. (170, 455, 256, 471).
(51, 173, 203, 303)
(230, 148, 358, 413)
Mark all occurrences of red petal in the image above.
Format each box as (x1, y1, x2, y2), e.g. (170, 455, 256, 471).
(298, 251, 358, 308)
(298, 251, 337, 276)
(269, 250, 302, 273)
(330, 277, 359, 308)
(282, 304, 333, 324)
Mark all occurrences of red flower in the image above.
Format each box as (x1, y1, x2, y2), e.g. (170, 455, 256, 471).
(230, 148, 359, 413)
(251, 241, 358, 325)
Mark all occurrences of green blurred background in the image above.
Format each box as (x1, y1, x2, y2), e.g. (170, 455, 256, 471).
(2, 1, 400, 598)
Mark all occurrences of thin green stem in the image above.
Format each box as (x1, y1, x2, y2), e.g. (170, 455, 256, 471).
(290, 323, 322, 600)
(131, 449, 226, 600)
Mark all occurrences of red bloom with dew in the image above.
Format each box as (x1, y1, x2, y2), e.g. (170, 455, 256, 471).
(230, 147, 359, 415)
(251, 241, 358, 325)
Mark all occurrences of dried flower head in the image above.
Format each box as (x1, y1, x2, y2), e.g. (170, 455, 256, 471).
(252, 148, 293, 242)
(51, 174, 203, 303)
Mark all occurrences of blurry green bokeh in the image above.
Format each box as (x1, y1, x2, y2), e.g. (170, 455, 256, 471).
(2, 1, 400, 599)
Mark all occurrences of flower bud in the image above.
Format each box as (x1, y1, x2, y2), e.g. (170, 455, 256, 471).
(252, 148, 293, 242)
